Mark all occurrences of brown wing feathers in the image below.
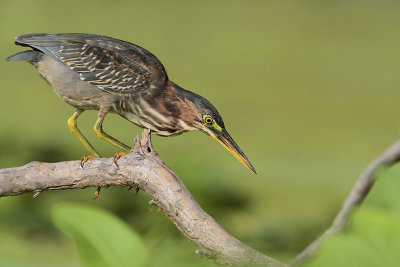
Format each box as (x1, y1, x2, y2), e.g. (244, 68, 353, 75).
(59, 42, 151, 95)
(14, 33, 167, 96)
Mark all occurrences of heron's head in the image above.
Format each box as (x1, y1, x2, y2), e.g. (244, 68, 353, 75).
(180, 87, 256, 174)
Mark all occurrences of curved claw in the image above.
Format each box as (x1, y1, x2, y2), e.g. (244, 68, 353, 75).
(93, 186, 101, 200)
(113, 151, 127, 166)
(80, 155, 101, 198)
(80, 154, 99, 168)
(128, 186, 140, 195)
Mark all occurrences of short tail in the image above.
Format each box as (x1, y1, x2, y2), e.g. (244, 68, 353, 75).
(5, 50, 42, 62)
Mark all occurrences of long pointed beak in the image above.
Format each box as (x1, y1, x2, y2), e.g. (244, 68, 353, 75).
(213, 128, 257, 174)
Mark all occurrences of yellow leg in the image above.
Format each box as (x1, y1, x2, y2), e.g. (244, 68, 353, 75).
(93, 107, 131, 152)
(67, 109, 100, 157)
(68, 109, 102, 198)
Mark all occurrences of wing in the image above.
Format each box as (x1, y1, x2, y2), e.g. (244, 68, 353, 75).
(15, 33, 168, 96)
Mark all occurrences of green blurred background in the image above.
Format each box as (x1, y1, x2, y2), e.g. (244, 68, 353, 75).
(1, 0, 400, 266)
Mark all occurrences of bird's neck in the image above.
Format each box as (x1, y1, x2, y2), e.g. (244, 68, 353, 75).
(169, 81, 199, 105)
(142, 81, 201, 132)
(167, 81, 202, 123)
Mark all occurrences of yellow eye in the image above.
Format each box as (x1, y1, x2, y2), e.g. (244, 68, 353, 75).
(204, 116, 213, 124)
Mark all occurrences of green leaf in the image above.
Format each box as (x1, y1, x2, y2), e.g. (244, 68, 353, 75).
(371, 167, 400, 215)
(352, 207, 400, 266)
(51, 203, 150, 267)
(307, 207, 400, 267)
(305, 233, 382, 267)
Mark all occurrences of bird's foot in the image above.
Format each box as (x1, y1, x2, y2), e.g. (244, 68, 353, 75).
(93, 186, 101, 200)
(128, 186, 140, 195)
(113, 151, 127, 166)
(80, 154, 99, 168)
(79, 155, 101, 198)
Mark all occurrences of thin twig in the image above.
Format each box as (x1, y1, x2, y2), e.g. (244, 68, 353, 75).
(292, 139, 400, 265)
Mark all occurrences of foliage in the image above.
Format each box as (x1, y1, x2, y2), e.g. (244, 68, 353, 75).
(51, 203, 150, 267)
(306, 167, 400, 267)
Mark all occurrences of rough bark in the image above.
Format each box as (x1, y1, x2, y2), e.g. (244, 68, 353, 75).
(0, 130, 285, 267)
(2, 129, 400, 266)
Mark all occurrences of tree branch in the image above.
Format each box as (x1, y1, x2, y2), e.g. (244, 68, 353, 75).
(292, 139, 400, 265)
(0, 129, 285, 267)
(4, 129, 399, 266)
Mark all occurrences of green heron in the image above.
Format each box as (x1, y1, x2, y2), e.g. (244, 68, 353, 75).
(6, 33, 256, 174)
